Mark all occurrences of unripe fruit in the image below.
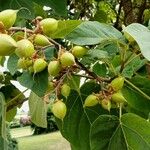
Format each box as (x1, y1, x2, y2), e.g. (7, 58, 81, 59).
(33, 58, 47, 73)
(61, 84, 70, 97)
(0, 9, 18, 29)
(12, 31, 24, 41)
(60, 52, 75, 67)
(83, 94, 98, 107)
(110, 76, 124, 92)
(111, 91, 126, 103)
(15, 39, 35, 58)
(46, 81, 55, 93)
(0, 34, 17, 56)
(34, 34, 50, 46)
(52, 100, 67, 120)
(17, 58, 33, 69)
(72, 46, 88, 58)
(101, 99, 111, 111)
(48, 60, 61, 76)
(40, 18, 58, 35)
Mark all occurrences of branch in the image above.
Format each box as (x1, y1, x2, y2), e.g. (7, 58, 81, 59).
(9, 27, 34, 34)
(75, 58, 110, 82)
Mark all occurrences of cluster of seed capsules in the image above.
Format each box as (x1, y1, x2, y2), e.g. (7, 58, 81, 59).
(0, 9, 126, 121)
(0, 9, 89, 120)
(83, 76, 126, 110)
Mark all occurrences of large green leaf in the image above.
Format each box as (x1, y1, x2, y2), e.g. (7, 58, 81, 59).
(7, 54, 19, 75)
(122, 86, 150, 118)
(90, 115, 121, 150)
(29, 92, 47, 128)
(123, 23, 150, 61)
(51, 20, 82, 39)
(90, 113, 150, 150)
(66, 21, 123, 45)
(121, 113, 150, 150)
(17, 70, 48, 97)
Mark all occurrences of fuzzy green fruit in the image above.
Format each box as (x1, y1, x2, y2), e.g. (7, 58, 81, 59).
(46, 82, 55, 93)
(101, 99, 111, 111)
(15, 39, 35, 58)
(40, 18, 58, 35)
(0, 34, 17, 56)
(111, 91, 126, 103)
(12, 31, 24, 41)
(52, 100, 67, 120)
(61, 84, 70, 97)
(0, 9, 18, 29)
(60, 52, 75, 67)
(17, 58, 33, 69)
(48, 60, 61, 76)
(34, 34, 50, 46)
(110, 76, 124, 91)
(83, 94, 98, 107)
(33, 58, 47, 73)
(72, 46, 88, 58)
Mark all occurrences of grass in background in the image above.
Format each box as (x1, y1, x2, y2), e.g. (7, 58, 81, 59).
(10, 127, 70, 150)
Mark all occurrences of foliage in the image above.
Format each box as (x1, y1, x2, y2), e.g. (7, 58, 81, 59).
(0, 0, 150, 149)
(31, 111, 58, 135)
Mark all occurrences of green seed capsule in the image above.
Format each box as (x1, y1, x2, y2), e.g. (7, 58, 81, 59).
(33, 58, 47, 73)
(40, 18, 58, 36)
(101, 99, 111, 111)
(15, 39, 35, 58)
(83, 94, 98, 107)
(48, 60, 61, 77)
(17, 58, 33, 69)
(0, 9, 18, 29)
(52, 100, 67, 120)
(34, 34, 50, 46)
(72, 46, 88, 58)
(110, 76, 124, 92)
(61, 84, 70, 97)
(0, 34, 17, 56)
(111, 91, 126, 103)
(60, 52, 75, 67)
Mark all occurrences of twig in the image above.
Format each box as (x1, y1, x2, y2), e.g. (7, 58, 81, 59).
(9, 27, 34, 34)
(75, 58, 110, 82)
(72, 73, 94, 79)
